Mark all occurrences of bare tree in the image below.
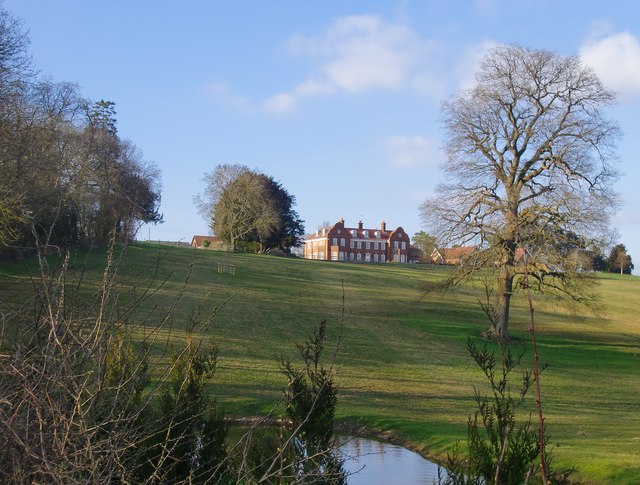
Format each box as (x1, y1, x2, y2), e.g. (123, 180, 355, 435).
(421, 45, 620, 340)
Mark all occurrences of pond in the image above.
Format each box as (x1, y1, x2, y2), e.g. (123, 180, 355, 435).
(338, 436, 443, 484)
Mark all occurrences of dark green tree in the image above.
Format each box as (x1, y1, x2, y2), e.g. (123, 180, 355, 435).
(196, 164, 304, 253)
(607, 243, 633, 275)
(279, 320, 345, 484)
(83, 101, 162, 245)
(412, 231, 438, 262)
(142, 340, 229, 484)
(257, 174, 305, 252)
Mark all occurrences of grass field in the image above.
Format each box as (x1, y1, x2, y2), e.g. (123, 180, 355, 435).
(1, 242, 638, 484)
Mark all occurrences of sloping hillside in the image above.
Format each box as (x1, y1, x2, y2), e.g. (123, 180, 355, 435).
(1, 242, 638, 484)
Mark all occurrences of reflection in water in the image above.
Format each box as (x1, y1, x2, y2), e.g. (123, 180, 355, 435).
(338, 436, 442, 484)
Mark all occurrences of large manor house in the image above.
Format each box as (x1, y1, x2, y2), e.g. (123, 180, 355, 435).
(303, 219, 419, 263)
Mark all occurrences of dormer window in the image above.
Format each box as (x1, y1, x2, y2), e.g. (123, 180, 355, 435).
(363, 230, 369, 237)
(351, 230, 357, 237)
(375, 231, 381, 238)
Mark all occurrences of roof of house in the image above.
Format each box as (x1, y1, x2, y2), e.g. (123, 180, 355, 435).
(305, 220, 408, 241)
(432, 246, 477, 261)
(191, 235, 220, 246)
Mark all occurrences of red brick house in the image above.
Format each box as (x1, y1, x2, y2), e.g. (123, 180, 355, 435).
(303, 219, 416, 263)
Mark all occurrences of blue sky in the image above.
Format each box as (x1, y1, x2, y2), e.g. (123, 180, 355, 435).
(5, 1, 640, 270)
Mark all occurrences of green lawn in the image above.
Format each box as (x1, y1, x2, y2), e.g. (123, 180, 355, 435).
(1, 242, 638, 484)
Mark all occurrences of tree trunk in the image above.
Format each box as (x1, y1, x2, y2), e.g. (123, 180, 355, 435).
(495, 268, 514, 340)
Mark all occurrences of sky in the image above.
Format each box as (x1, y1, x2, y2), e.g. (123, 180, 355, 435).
(4, 0, 640, 272)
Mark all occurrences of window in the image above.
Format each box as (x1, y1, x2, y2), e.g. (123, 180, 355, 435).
(381, 254, 386, 263)
(375, 231, 381, 238)
(349, 252, 354, 260)
(374, 253, 379, 263)
(357, 253, 362, 261)
(401, 241, 406, 250)
(351, 230, 357, 237)
(393, 241, 398, 249)
(363, 230, 369, 237)
(366, 241, 370, 249)
(365, 253, 371, 262)
(350, 240, 354, 248)
(333, 237, 338, 246)
(357, 241, 362, 249)
(339, 251, 345, 261)
(401, 254, 406, 263)
(340, 238, 345, 246)
(373, 242, 378, 250)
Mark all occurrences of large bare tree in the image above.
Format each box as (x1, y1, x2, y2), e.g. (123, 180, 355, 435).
(421, 45, 620, 340)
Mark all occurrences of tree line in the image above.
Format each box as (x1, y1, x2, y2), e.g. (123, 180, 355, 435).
(413, 231, 634, 275)
(0, 8, 162, 261)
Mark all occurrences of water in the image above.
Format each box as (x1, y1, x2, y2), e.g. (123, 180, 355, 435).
(338, 436, 442, 484)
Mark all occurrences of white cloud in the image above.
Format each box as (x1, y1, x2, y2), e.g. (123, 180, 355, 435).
(262, 92, 297, 114)
(263, 14, 441, 114)
(384, 134, 443, 168)
(317, 15, 419, 92)
(580, 32, 640, 99)
(204, 81, 252, 112)
(263, 78, 335, 114)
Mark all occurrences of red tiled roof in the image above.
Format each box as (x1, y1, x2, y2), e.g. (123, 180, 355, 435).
(306, 220, 408, 240)
(191, 235, 220, 246)
(441, 246, 476, 259)
(431, 246, 476, 264)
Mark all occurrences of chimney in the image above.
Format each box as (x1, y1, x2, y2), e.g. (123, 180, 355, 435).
(358, 220, 363, 230)
(381, 220, 386, 232)
(340, 218, 345, 225)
